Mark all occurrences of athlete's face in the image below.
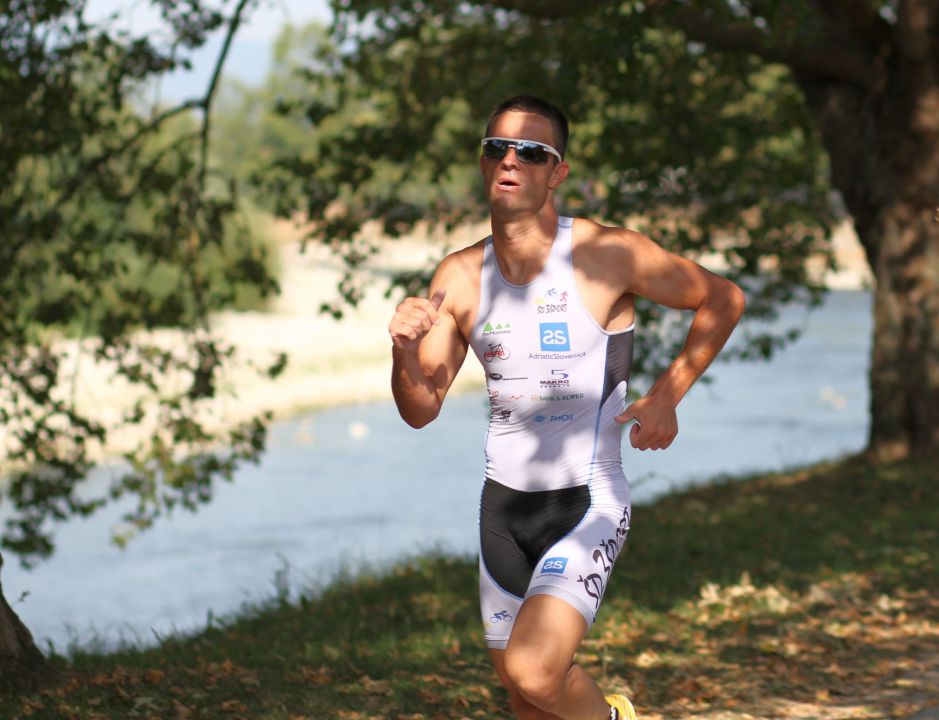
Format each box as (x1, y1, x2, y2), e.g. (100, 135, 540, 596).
(480, 111, 569, 218)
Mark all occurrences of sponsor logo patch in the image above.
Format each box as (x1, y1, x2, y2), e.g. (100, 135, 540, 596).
(535, 414, 575, 423)
(536, 289, 568, 314)
(530, 393, 585, 402)
(540, 369, 570, 388)
(482, 321, 512, 336)
(489, 373, 528, 381)
(484, 342, 510, 362)
(541, 557, 569, 574)
(539, 322, 570, 352)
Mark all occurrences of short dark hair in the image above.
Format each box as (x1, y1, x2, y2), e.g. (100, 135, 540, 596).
(485, 95, 569, 159)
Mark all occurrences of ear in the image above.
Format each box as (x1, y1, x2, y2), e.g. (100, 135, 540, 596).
(549, 161, 570, 189)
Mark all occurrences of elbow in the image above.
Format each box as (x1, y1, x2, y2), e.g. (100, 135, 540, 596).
(727, 281, 747, 322)
(404, 415, 432, 429)
(398, 406, 439, 429)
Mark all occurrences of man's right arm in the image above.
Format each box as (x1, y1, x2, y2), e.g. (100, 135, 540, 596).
(389, 264, 469, 428)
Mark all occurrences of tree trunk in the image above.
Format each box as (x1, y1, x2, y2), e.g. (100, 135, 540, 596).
(0, 552, 55, 693)
(865, 200, 939, 458)
(796, 39, 939, 459)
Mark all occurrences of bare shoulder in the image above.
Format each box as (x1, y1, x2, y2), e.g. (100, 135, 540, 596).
(435, 239, 485, 279)
(434, 239, 484, 298)
(431, 238, 485, 336)
(572, 218, 652, 251)
(571, 218, 657, 277)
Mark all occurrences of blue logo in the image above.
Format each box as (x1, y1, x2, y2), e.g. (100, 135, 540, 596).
(490, 610, 513, 622)
(535, 415, 546, 422)
(541, 557, 568, 574)
(539, 322, 570, 351)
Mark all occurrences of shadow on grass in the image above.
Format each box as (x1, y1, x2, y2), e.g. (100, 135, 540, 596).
(4, 452, 939, 719)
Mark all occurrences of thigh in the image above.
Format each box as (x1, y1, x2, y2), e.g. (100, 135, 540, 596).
(509, 593, 589, 669)
(525, 479, 631, 628)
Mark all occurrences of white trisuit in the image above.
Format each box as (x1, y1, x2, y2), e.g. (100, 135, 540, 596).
(469, 216, 634, 649)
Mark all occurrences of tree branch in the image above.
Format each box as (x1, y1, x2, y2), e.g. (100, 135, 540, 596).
(814, 0, 891, 42)
(197, 0, 252, 193)
(651, 1, 878, 86)
(487, 0, 880, 86)
(4, 99, 202, 265)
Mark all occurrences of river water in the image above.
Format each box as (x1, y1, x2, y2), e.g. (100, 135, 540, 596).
(2, 290, 872, 653)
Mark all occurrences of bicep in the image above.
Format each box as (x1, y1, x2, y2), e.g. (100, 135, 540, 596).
(624, 234, 724, 311)
(416, 265, 469, 393)
(417, 310, 468, 392)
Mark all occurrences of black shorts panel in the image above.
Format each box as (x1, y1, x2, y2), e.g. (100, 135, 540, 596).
(479, 477, 591, 598)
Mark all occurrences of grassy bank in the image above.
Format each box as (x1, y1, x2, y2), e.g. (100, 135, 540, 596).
(5, 453, 939, 720)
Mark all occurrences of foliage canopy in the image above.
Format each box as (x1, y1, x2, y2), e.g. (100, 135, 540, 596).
(253, 1, 840, 380)
(1, 0, 282, 566)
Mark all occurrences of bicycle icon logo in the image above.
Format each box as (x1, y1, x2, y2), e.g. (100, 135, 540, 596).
(484, 342, 510, 362)
(490, 610, 513, 622)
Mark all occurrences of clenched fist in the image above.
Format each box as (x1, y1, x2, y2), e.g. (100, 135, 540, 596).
(389, 289, 447, 351)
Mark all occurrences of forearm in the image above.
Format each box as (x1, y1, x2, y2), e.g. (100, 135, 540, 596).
(391, 346, 445, 428)
(648, 282, 745, 406)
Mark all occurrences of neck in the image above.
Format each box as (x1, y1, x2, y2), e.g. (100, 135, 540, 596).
(489, 206, 561, 284)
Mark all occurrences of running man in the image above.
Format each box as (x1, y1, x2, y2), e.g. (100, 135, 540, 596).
(388, 95, 745, 720)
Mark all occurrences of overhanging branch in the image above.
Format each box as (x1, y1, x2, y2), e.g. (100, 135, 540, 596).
(651, 1, 878, 86)
(487, 0, 880, 86)
(197, 0, 252, 193)
(816, 0, 891, 42)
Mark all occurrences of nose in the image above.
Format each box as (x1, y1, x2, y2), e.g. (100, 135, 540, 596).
(499, 146, 520, 167)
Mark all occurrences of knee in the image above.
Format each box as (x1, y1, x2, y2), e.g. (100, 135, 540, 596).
(503, 646, 566, 709)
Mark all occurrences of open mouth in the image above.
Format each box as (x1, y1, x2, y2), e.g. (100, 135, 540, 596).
(497, 178, 520, 188)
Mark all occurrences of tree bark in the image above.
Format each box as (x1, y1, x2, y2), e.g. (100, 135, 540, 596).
(865, 200, 939, 458)
(795, 22, 939, 459)
(0, 552, 55, 693)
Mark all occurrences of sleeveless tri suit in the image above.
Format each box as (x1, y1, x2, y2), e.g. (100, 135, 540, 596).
(468, 216, 635, 649)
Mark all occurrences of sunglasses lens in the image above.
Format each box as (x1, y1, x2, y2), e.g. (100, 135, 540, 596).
(515, 142, 549, 164)
(482, 139, 555, 164)
(482, 139, 510, 159)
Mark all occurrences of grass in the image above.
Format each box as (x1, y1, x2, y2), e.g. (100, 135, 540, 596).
(4, 452, 939, 720)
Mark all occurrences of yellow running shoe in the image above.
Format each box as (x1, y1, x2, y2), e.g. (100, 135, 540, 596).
(605, 694, 637, 720)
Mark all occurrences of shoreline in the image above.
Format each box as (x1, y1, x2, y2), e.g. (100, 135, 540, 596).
(0, 218, 872, 465)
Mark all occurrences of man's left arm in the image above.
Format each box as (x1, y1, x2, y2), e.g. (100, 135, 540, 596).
(614, 230, 747, 451)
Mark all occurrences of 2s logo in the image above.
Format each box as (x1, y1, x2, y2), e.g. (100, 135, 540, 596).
(539, 323, 571, 351)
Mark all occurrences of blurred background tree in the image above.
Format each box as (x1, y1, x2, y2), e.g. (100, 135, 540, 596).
(255, 0, 938, 460)
(0, 0, 283, 688)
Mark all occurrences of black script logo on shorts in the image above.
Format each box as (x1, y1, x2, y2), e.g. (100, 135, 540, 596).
(536, 288, 568, 315)
(578, 506, 631, 609)
(540, 369, 570, 389)
(484, 342, 510, 362)
(482, 321, 512, 336)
